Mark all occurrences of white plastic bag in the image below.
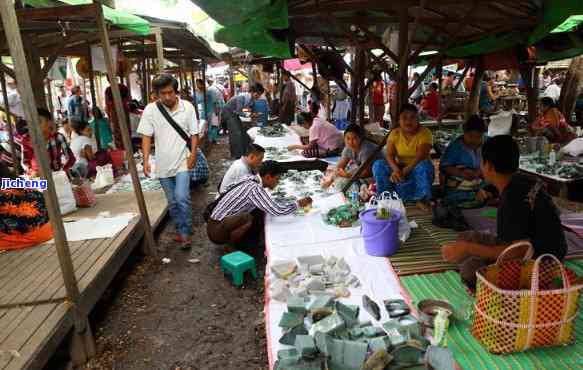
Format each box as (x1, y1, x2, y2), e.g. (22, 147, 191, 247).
(561, 138, 583, 157)
(53, 171, 77, 215)
(386, 192, 411, 242)
(94, 164, 114, 189)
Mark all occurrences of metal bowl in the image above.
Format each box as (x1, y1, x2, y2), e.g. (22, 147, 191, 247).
(417, 299, 454, 327)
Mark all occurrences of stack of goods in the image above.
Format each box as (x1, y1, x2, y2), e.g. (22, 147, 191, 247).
(324, 204, 361, 228)
(265, 146, 292, 161)
(520, 156, 583, 179)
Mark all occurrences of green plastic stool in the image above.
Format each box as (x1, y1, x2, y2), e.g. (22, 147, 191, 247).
(220, 251, 257, 286)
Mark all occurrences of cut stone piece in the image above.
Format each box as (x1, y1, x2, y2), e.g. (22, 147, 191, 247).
(288, 296, 307, 315)
(307, 295, 334, 311)
(348, 327, 363, 339)
(309, 263, 324, 275)
(326, 256, 338, 267)
(303, 277, 325, 291)
(314, 331, 333, 355)
(335, 257, 351, 273)
(333, 286, 351, 298)
(271, 280, 291, 302)
(362, 326, 386, 338)
(392, 343, 425, 366)
(279, 325, 309, 345)
(335, 301, 359, 327)
(297, 255, 326, 268)
(398, 314, 422, 338)
(362, 295, 381, 321)
(339, 340, 368, 369)
(345, 275, 360, 288)
(362, 349, 393, 370)
(275, 358, 323, 370)
(279, 312, 305, 329)
(426, 345, 455, 370)
(290, 286, 308, 297)
(277, 348, 301, 366)
(382, 320, 407, 347)
(271, 260, 298, 279)
(309, 313, 345, 336)
(369, 336, 391, 352)
(295, 335, 317, 358)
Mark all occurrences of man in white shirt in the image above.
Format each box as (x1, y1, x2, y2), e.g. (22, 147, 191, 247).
(543, 79, 562, 103)
(220, 144, 264, 193)
(138, 74, 199, 247)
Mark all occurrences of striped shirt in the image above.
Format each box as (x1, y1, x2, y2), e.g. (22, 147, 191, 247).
(210, 175, 297, 221)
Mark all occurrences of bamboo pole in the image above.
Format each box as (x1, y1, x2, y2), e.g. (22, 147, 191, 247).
(202, 59, 208, 121)
(0, 0, 92, 361)
(0, 71, 19, 172)
(86, 43, 100, 150)
(95, 1, 157, 256)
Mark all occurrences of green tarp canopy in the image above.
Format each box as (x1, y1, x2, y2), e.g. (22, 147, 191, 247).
(24, 0, 151, 35)
(195, 0, 292, 58)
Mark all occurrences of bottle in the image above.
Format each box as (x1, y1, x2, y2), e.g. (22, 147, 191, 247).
(549, 148, 556, 166)
(349, 183, 359, 207)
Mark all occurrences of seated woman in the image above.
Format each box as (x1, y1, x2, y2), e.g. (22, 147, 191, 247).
(287, 108, 343, 158)
(440, 115, 494, 204)
(0, 161, 53, 250)
(70, 120, 99, 178)
(530, 97, 576, 144)
(322, 124, 381, 189)
(373, 104, 434, 210)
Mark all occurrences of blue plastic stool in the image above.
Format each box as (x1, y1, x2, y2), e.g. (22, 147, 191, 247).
(220, 251, 257, 286)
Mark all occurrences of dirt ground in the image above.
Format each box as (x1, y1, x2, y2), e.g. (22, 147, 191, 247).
(47, 138, 269, 370)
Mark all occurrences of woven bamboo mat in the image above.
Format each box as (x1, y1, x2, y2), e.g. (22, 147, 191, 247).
(389, 210, 459, 276)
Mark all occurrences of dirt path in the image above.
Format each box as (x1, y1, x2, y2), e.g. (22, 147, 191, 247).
(69, 139, 267, 370)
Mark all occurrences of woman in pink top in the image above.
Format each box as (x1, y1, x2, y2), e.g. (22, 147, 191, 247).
(288, 108, 343, 158)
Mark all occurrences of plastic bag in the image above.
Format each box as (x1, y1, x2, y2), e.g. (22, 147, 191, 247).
(53, 171, 77, 215)
(386, 192, 411, 242)
(72, 181, 96, 208)
(94, 164, 114, 189)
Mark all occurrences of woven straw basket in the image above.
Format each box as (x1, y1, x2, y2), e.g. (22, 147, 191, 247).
(471, 241, 583, 354)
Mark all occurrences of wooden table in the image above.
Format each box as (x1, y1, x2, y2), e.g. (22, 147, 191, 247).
(519, 166, 583, 201)
(0, 191, 167, 370)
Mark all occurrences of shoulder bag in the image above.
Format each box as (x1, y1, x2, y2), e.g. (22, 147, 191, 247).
(156, 101, 192, 151)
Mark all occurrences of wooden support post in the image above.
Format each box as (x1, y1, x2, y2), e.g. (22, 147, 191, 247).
(397, 6, 409, 112)
(0, 71, 18, 172)
(95, 1, 157, 256)
(358, 50, 366, 125)
(202, 60, 208, 121)
(0, 0, 92, 363)
(155, 28, 164, 74)
(45, 77, 54, 120)
(520, 64, 539, 123)
(466, 59, 485, 119)
(436, 59, 443, 126)
(86, 44, 100, 150)
(23, 41, 46, 108)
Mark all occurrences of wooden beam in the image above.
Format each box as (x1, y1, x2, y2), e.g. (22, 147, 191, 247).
(0, 71, 18, 172)
(40, 53, 59, 78)
(95, 0, 157, 257)
(0, 0, 92, 360)
(154, 28, 165, 73)
(466, 58, 484, 118)
(15, 3, 99, 21)
(354, 25, 399, 64)
(407, 58, 437, 97)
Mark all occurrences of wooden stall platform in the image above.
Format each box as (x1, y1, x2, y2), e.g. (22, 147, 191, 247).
(0, 191, 168, 370)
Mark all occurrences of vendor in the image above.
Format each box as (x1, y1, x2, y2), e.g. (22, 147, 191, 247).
(530, 97, 576, 144)
(89, 107, 113, 149)
(195, 79, 219, 143)
(287, 107, 343, 158)
(420, 83, 439, 119)
(219, 144, 264, 193)
(440, 115, 494, 204)
(222, 83, 264, 159)
(442, 135, 567, 288)
(0, 161, 53, 251)
(373, 104, 434, 211)
(322, 124, 381, 189)
(207, 160, 312, 249)
(70, 120, 98, 179)
(16, 108, 75, 177)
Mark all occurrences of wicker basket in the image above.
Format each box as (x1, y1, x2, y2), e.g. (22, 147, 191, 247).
(471, 242, 583, 354)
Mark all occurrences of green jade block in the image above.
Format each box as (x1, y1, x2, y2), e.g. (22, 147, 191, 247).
(382, 320, 407, 347)
(362, 326, 386, 338)
(279, 312, 305, 329)
(335, 301, 360, 327)
(399, 315, 422, 338)
(295, 335, 317, 358)
(279, 325, 309, 345)
(369, 336, 391, 352)
(310, 313, 345, 336)
(331, 340, 368, 370)
(277, 348, 301, 366)
(307, 295, 334, 312)
(288, 296, 307, 315)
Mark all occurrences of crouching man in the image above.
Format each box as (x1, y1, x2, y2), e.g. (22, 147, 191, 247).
(207, 160, 312, 249)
